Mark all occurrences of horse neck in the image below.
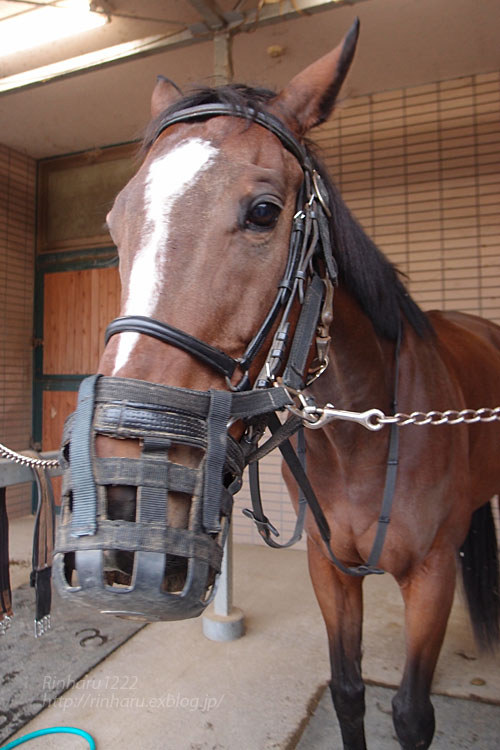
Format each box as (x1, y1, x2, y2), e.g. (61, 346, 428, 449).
(311, 286, 397, 418)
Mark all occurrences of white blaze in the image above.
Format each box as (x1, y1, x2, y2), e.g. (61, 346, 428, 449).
(112, 138, 217, 374)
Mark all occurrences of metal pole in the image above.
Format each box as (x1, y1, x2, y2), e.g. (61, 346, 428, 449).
(213, 30, 233, 85)
(202, 28, 244, 642)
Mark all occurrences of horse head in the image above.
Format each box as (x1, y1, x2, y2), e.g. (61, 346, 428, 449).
(53, 21, 359, 621)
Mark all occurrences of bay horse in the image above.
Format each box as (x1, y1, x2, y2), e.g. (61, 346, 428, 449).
(55, 20, 500, 750)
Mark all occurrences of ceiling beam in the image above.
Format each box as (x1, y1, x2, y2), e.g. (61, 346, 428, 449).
(0, 0, 368, 96)
(188, 0, 227, 30)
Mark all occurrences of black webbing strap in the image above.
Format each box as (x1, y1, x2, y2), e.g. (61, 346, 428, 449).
(30, 460, 55, 631)
(94, 405, 207, 447)
(246, 413, 303, 465)
(282, 273, 325, 390)
(0, 487, 12, 631)
(357, 320, 402, 573)
(70, 375, 100, 537)
(56, 520, 224, 570)
(245, 425, 307, 548)
(317, 206, 338, 283)
(138, 437, 170, 523)
(203, 390, 233, 533)
(93, 457, 197, 495)
(93, 377, 293, 421)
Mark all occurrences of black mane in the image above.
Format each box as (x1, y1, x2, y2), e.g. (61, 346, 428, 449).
(145, 83, 432, 342)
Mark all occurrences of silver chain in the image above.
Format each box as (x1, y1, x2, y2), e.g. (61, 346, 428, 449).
(377, 406, 500, 428)
(0, 442, 60, 469)
(286, 400, 500, 432)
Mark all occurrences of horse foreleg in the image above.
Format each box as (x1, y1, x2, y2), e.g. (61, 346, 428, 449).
(392, 547, 456, 750)
(308, 539, 367, 750)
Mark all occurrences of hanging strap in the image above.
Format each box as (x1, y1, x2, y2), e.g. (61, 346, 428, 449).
(29, 456, 56, 636)
(356, 319, 402, 573)
(0, 487, 12, 634)
(244, 425, 307, 548)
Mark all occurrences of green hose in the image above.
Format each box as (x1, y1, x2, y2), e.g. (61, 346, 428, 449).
(1, 726, 96, 749)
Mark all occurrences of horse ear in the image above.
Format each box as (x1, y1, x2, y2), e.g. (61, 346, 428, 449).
(272, 19, 359, 134)
(151, 76, 183, 118)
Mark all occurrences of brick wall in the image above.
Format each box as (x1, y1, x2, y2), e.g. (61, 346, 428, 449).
(0, 145, 36, 518)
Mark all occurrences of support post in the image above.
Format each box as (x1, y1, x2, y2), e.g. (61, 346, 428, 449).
(213, 31, 233, 84)
(202, 524, 245, 641)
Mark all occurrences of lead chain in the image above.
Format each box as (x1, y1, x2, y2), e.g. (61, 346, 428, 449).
(0, 443, 60, 469)
(285, 397, 500, 432)
(377, 406, 500, 427)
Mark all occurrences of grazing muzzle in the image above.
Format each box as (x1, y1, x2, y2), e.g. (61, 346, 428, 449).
(53, 375, 292, 621)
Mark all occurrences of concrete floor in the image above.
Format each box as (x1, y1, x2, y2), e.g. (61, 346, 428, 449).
(298, 685, 500, 749)
(3, 515, 500, 749)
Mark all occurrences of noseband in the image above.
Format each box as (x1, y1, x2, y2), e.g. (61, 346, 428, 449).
(53, 103, 339, 621)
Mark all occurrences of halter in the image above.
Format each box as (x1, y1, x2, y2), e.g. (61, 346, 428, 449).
(53, 101, 371, 623)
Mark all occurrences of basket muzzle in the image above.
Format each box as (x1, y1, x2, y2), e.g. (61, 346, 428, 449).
(53, 374, 291, 621)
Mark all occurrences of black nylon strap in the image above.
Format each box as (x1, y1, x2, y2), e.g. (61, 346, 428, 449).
(245, 425, 307, 548)
(0, 487, 12, 623)
(56, 520, 224, 570)
(361, 321, 402, 572)
(282, 274, 325, 390)
(94, 377, 293, 420)
(30, 462, 55, 625)
(70, 375, 100, 537)
(317, 207, 338, 283)
(93, 457, 197, 495)
(138, 438, 170, 523)
(361, 421, 399, 571)
(94, 404, 207, 446)
(203, 390, 233, 533)
(246, 414, 303, 464)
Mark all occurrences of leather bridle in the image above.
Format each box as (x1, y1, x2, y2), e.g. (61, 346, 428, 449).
(105, 104, 337, 392)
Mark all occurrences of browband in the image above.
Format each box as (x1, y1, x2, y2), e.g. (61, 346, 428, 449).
(151, 103, 310, 169)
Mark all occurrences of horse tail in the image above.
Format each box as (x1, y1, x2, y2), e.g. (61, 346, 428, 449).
(459, 499, 500, 651)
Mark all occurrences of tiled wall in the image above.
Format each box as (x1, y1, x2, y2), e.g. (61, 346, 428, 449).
(0, 145, 36, 518)
(232, 71, 500, 547)
(320, 71, 500, 322)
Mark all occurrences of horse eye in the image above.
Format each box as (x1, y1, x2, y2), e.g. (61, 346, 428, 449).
(245, 202, 281, 230)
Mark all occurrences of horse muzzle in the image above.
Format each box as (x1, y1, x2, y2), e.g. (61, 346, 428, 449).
(53, 374, 291, 621)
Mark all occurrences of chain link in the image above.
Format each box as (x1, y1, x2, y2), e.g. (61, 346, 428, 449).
(0, 443, 60, 469)
(377, 406, 500, 428)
